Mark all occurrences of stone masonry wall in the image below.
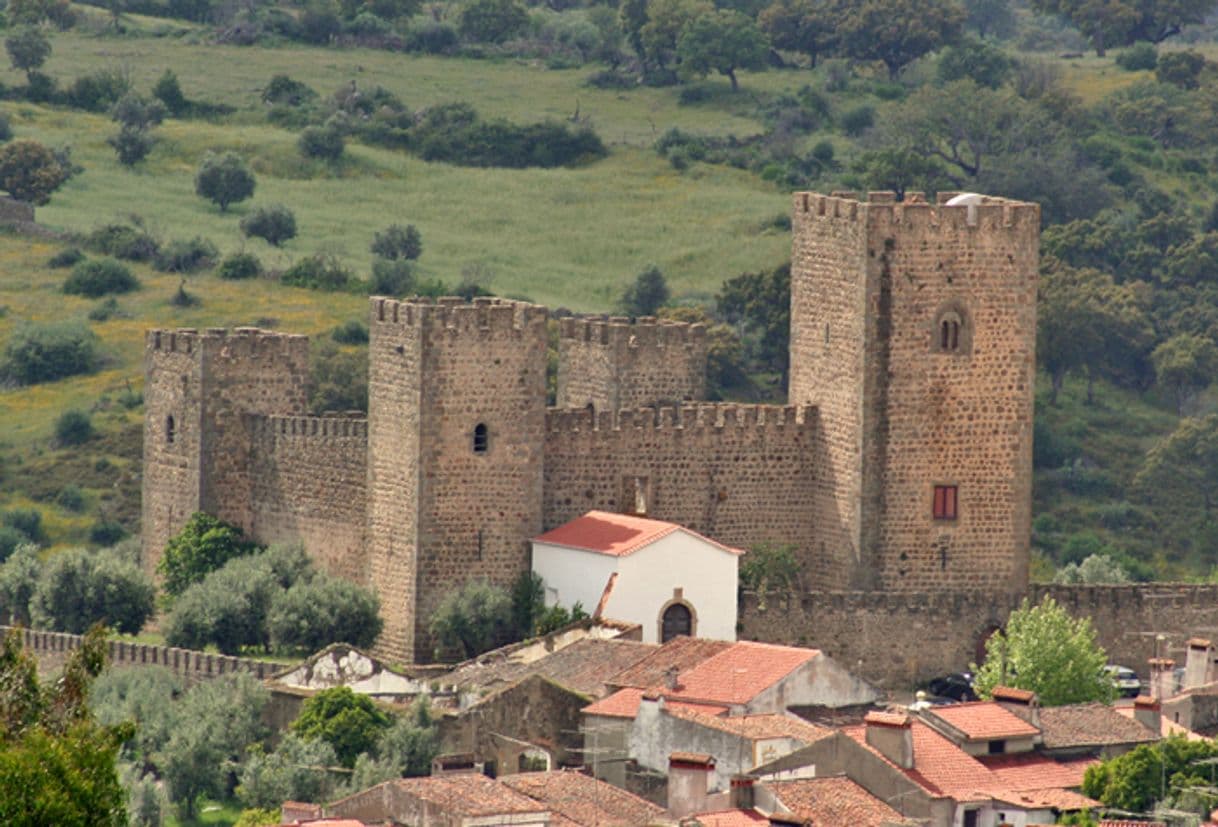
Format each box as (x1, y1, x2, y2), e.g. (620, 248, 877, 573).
(739, 584, 1218, 689)
(543, 404, 830, 579)
(556, 316, 708, 411)
(247, 414, 369, 583)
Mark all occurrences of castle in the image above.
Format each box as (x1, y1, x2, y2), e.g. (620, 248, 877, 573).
(142, 190, 1040, 664)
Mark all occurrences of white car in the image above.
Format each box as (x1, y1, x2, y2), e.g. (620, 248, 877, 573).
(1105, 665, 1142, 698)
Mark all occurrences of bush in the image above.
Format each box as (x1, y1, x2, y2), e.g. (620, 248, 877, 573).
(0, 138, 67, 205)
(585, 69, 635, 89)
(1, 321, 99, 384)
(158, 512, 260, 597)
(309, 342, 368, 414)
(1115, 42, 1158, 71)
(30, 547, 155, 635)
(371, 223, 422, 260)
(267, 575, 382, 652)
(429, 579, 513, 661)
(298, 125, 344, 161)
(153, 69, 188, 116)
(2, 508, 43, 543)
(617, 265, 669, 316)
(89, 520, 126, 546)
(345, 10, 390, 36)
(47, 247, 84, 268)
(68, 69, 131, 112)
(110, 93, 166, 130)
(163, 554, 281, 653)
(0, 526, 27, 563)
(155, 237, 218, 273)
(411, 107, 607, 168)
(282, 254, 353, 291)
(195, 151, 255, 212)
(86, 297, 119, 322)
(24, 71, 56, 103)
(57, 484, 86, 512)
(217, 251, 263, 280)
(457, 0, 528, 43)
(331, 320, 368, 344)
(107, 126, 155, 167)
(300, 2, 342, 43)
(261, 74, 317, 106)
(86, 223, 159, 261)
(369, 258, 416, 296)
(839, 104, 874, 137)
(404, 19, 458, 53)
(1157, 50, 1205, 89)
(63, 258, 139, 298)
(54, 408, 93, 446)
(240, 204, 297, 247)
(291, 686, 392, 768)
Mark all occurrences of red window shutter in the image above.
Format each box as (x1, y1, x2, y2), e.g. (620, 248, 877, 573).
(946, 485, 957, 519)
(933, 486, 945, 519)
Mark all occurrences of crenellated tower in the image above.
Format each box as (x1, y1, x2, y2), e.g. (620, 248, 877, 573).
(789, 191, 1039, 593)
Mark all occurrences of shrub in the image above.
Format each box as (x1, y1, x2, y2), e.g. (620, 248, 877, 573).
(2, 508, 43, 543)
(298, 125, 344, 161)
(261, 74, 317, 106)
(585, 69, 635, 89)
(56, 484, 86, 512)
(87, 297, 120, 321)
(457, 0, 528, 43)
(110, 93, 166, 130)
(411, 107, 607, 168)
(1157, 50, 1205, 89)
(47, 247, 84, 268)
(24, 70, 56, 103)
(428, 579, 514, 660)
(107, 126, 155, 167)
(6, 27, 51, 80)
(0, 527, 27, 563)
(281, 254, 352, 291)
(63, 258, 139, 298)
(240, 204, 297, 246)
(617, 265, 669, 316)
(68, 69, 131, 112)
(155, 237, 218, 273)
(163, 555, 280, 653)
(839, 104, 874, 137)
(30, 547, 155, 635)
(1, 321, 99, 384)
(1115, 42, 1158, 71)
(267, 575, 382, 652)
(331, 320, 368, 344)
(195, 151, 256, 212)
(54, 408, 93, 446)
(86, 223, 159, 261)
(158, 511, 261, 597)
(89, 520, 126, 546)
(300, 3, 342, 43)
(404, 19, 458, 53)
(345, 10, 390, 36)
(369, 258, 416, 296)
(0, 138, 67, 205)
(153, 69, 188, 116)
(371, 223, 422, 260)
(290, 686, 392, 768)
(217, 251, 263, 280)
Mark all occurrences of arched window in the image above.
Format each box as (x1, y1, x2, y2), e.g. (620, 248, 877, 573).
(661, 603, 692, 642)
(473, 423, 489, 453)
(166, 415, 176, 445)
(932, 305, 969, 355)
(940, 316, 960, 351)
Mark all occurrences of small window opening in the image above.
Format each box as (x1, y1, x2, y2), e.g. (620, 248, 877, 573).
(987, 740, 1006, 755)
(933, 485, 958, 521)
(662, 603, 692, 642)
(166, 415, 176, 445)
(622, 476, 650, 515)
(473, 423, 489, 453)
(940, 319, 960, 350)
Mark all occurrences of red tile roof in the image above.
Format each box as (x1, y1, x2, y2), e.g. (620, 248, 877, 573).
(391, 774, 548, 817)
(693, 809, 770, 826)
(609, 636, 733, 690)
(980, 753, 1096, 791)
(671, 641, 818, 706)
(535, 510, 742, 557)
(926, 701, 1041, 740)
(768, 776, 907, 827)
(501, 770, 665, 827)
(995, 788, 1097, 811)
(1035, 704, 1160, 749)
(664, 706, 832, 743)
(845, 720, 997, 800)
(992, 686, 1036, 703)
(581, 687, 729, 719)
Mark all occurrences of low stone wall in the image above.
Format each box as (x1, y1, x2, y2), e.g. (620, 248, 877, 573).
(3, 625, 281, 686)
(739, 583, 1218, 689)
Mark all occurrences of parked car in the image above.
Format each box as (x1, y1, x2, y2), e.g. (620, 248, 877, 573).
(928, 671, 977, 702)
(1105, 665, 1142, 698)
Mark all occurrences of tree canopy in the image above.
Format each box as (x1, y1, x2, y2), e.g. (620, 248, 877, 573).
(291, 686, 393, 769)
(837, 0, 964, 78)
(972, 595, 1115, 705)
(194, 151, 256, 212)
(676, 9, 769, 91)
(158, 511, 260, 597)
(0, 139, 68, 205)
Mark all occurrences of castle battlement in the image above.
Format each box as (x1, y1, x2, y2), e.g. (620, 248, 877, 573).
(546, 403, 814, 435)
(248, 413, 369, 440)
(371, 296, 547, 333)
(146, 327, 307, 357)
(558, 315, 707, 350)
(794, 191, 1039, 231)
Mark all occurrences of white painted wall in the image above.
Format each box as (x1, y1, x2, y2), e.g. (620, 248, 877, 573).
(533, 529, 740, 644)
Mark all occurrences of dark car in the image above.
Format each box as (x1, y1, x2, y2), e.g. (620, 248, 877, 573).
(928, 671, 977, 702)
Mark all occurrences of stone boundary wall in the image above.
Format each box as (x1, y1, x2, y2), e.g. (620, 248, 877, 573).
(370, 295, 548, 333)
(4, 625, 280, 686)
(739, 583, 1218, 689)
(797, 190, 1040, 230)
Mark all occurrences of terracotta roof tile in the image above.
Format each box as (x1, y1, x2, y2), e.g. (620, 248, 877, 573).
(1036, 704, 1160, 750)
(1099, 822, 1167, 827)
(979, 754, 1096, 791)
(845, 720, 996, 799)
(444, 637, 656, 698)
(391, 774, 548, 816)
(609, 637, 734, 690)
(768, 776, 907, 827)
(670, 641, 818, 706)
(991, 686, 1036, 703)
(664, 706, 832, 743)
(581, 687, 729, 719)
(501, 770, 665, 827)
(692, 809, 770, 826)
(926, 701, 1041, 740)
(535, 511, 742, 557)
(993, 788, 1097, 810)
(1115, 705, 1206, 740)
(671, 751, 716, 765)
(864, 711, 911, 728)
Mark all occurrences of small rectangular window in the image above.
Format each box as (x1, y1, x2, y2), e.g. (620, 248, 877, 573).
(933, 485, 958, 520)
(987, 739, 1005, 755)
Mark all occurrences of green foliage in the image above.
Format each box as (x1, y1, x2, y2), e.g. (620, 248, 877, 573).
(155, 236, 218, 273)
(262, 74, 317, 106)
(837, 0, 963, 77)
(237, 734, 339, 809)
(54, 408, 94, 446)
(1083, 736, 1218, 813)
(3, 509, 43, 545)
(291, 686, 392, 768)
(838, 104, 874, 136)
(1115, 42, 1158, 70)
(267, 575, 383, 652)
(1157, 50, 1206, 89)
(458, 0, 528, 43)
(0, 544, 39, 624)
(758, 0, 840, 68)
(936, 38, 1012, 88)
(63, 258, 139, 298)
(107, 127, 155, 167)
(675, 9, 769, 91)
(194, 151, 256, 212)
(717, 263, 790, 389)
(29, 547, 155, 635)
(152, 69, 188, 116)
(90, 666, 182, 763)
(963, 0, 1014, 38)
(309, 341, 367, 413)
(510, 570, 545, 639)
(331, 319, 369, 344)
(429, 579, 514, 661)
(409, 103, 607, 168)
(371, 223, 422, 260)
(86, 222, 159, 262)
(234, 809, 282, 827)
(298, 124, 344, 161)
(218, 251, 263, 280)
(5, 27, 51, 79)
(282, 253, 353, 290)
(739, 542, 801, 594)
(369, 258, 417, 296)
(158, 511, 260, 597)
(533, 601, 588, 635)
(241, 203, 298, 247)
(110, 93, 166, 130)
(56, 484, 86, 512)
(0, 138, 67, 205)
(972, 595, 1115, 706)
(1, 320, 99, 385)
(1152, 333, 1218, 415)
(68, 69, 131, 113)
(163, 554, 280, 653)
(618, 265, 670, 316)
(47, 247, 84, 268)
(1135, 415, 1218, 561)
(1031, 0, 1211, 53)
(1052, 553, 1131, 583)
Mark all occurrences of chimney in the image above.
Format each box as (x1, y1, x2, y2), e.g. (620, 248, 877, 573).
(1133, 695, 1161, 736)
(730, 775, 755, 810)
(1149, 658, 1176, 700)
(992, 685, 1040, 729)
(665, 667, 680, 691)
(1185, 639, 1212, 690)
(864, 711, 914, 770)
(668, 752, 716, 818)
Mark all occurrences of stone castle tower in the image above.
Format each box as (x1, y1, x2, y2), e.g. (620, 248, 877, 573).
(142, 191, 1039, 663)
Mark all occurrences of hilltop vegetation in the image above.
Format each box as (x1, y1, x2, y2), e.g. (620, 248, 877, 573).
(2, 0, 1218, 591)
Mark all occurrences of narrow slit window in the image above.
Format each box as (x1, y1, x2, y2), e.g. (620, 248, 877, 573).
(473, 423, 489, 454)
(933, 485, 958, 520)
(166, 415, 176, 445)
